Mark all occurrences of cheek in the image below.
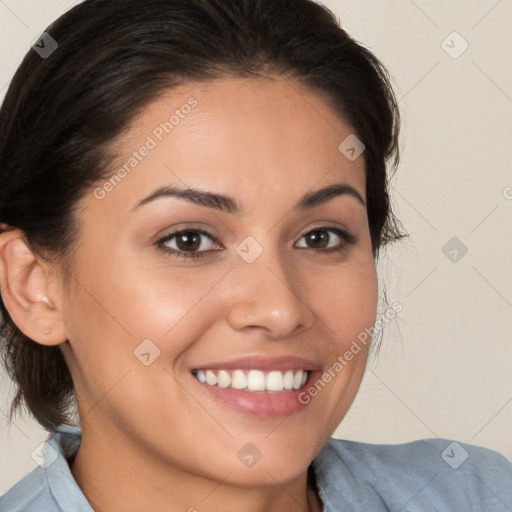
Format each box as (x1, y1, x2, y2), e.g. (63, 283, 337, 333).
(60, 260, 233, 419)
(302, 258, 378, 414)
(66, 246, 221, 343)
(311, 257, 379, 346)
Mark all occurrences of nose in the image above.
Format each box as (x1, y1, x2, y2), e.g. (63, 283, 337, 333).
(225, 246, 315, 339)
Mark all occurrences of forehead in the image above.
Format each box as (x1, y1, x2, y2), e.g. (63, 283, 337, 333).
(92, 76, 366, 216)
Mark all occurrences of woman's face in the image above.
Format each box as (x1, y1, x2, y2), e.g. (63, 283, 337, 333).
(58, 76, 378, 486)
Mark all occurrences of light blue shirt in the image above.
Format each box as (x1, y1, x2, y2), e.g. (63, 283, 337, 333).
(1, 424, 511, 511)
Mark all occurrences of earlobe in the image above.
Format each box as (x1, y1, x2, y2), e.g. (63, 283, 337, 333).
(0, 229, 67, 346)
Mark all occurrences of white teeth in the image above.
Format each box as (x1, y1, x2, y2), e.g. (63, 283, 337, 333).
(205, 370, 218, 386)
(283, 370, 294, 390)
(217, 370, 230, 388)
(247, 370, 266, 391)
(193, 368, 310, 392)
(293, 369, 304, 390)
(266, 371, 284, 391)
(231, 369, 247, 389)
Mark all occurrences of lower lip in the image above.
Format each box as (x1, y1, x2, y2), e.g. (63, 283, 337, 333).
(191, 371, 321, 417)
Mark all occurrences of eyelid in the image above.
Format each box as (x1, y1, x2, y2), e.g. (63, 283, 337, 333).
(154, 223, 220, 243)
(156, 227, 220, 249)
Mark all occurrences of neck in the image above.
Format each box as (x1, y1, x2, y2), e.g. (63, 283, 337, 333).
(69, 422, 323, 512)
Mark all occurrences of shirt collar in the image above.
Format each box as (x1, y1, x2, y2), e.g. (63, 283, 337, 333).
(44, 423, 93, 511)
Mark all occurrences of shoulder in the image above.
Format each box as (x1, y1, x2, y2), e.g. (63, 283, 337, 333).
(313, 437, 512, 511)
(0, 466, 56, 512)
(0, 423, 89, 512)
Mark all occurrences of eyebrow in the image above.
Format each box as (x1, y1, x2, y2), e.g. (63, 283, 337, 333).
(132, 182, 366, 214)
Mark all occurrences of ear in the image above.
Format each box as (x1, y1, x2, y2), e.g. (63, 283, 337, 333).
(0, 228, 67, 346)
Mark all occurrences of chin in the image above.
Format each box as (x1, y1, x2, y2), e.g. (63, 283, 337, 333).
(222, 446, 315, 488)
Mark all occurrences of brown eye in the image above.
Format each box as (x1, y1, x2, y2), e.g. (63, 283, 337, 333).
(174, 231, 202, 252)
(295, 227, 357, 253)
(303, 230, 330, 249)
(157, 228, 220, 260)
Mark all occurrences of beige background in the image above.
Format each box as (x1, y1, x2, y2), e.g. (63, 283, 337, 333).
(1, 0, 511, 495)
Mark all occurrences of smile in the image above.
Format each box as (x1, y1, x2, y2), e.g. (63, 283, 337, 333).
(192, 369, 309, 392)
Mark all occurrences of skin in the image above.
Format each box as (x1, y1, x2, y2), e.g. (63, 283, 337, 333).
(0, 76, 378, 511)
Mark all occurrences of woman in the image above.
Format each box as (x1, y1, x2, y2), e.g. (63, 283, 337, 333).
(0, 0, 511, 510)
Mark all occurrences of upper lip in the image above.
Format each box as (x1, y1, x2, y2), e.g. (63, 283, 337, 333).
(191, 355, 322, 372)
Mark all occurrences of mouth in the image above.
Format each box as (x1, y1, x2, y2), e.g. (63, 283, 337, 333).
(189, 356, 321, 417)
(191, 368, 309, 392)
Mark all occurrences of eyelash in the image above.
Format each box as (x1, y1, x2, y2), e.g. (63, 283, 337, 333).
(155, 226, 357, 260)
